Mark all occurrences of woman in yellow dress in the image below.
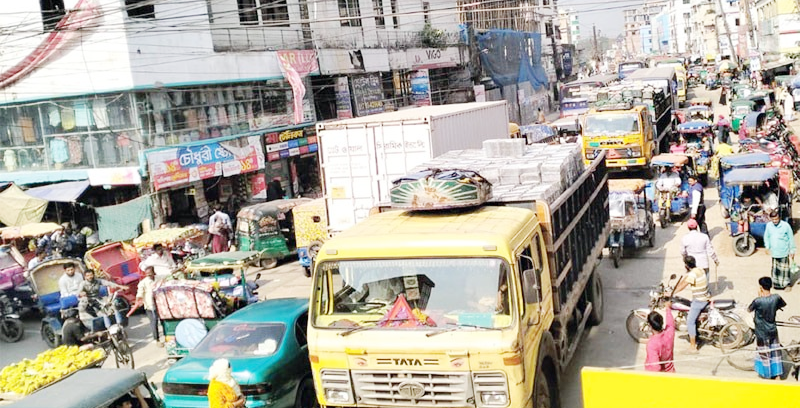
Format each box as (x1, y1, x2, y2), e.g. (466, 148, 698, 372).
(208, 359, 246, 408)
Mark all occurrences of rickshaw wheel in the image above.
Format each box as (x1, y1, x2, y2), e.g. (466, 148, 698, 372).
(659, 209, 669, 228)
(611, 247, 621, 268)
(733, 234, 757, 257)
(41, 322, 60, 348)
(647, 229, 655, 248)
(260, 257, 278, 269)
(699, 173, 708, 187)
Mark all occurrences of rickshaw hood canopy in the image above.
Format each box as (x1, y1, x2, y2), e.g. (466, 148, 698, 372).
(185, 251, 260, 270)
(723, 167, 779, 186)
(0, 222, 62, 240)
(677, 121, 712, 132)
(720, 152, 772, 167)
(237, 199, 311, 221)
(608, 178, 646, 193)
(133, 227, 202, 249)
(651, 154, 690, 166)
(6, 368, 147, 408)
(731, 99, 756, 108)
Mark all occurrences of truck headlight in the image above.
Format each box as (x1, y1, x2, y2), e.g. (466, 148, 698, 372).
(480, 391, 509, 405)
(473, 372, 509, 407)
(320, 369, 353, 404)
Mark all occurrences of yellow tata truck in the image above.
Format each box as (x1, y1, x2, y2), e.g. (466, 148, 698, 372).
(307, 145, 610, 408)
(582, 85, 673, 171)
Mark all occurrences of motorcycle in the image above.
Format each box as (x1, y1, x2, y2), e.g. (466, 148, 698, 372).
(0, 290, 24, 343)
(625, 275, 751, 350)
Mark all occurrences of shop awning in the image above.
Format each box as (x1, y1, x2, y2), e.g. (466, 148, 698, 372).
(0, 169, 88, 185)
(0, 184, 47, 226)
(25, 180, 90, 202)
(763, 61, 794, 71)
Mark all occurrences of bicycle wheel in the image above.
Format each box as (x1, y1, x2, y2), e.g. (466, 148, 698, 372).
(726, 348, 757, 371)
(716, 321, 747, 350)
(110, 330, 135, 369)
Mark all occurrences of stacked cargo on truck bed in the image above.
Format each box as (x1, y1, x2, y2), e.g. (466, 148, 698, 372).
(410, 139, 585, 205)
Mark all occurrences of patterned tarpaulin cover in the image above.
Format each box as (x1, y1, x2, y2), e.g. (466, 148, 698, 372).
(153, 279, 218, 320)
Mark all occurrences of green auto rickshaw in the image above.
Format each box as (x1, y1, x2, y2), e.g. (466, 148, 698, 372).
(235, 198, 310, 269)
(731, 99, 756, 132)
(732, 84, 754, 100)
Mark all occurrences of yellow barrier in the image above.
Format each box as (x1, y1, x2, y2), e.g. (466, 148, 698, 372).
(581, 367, 800, 408)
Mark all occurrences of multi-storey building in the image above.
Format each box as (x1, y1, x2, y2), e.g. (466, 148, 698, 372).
(558, 7, 580, 44)
(0, 0, 471, 228)
(755, 0, 800, 62)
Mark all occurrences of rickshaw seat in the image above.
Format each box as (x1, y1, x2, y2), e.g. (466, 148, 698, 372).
(117, 273, 140, 285)
(40, 292, 62, 314)
(60, 294, 78, 309)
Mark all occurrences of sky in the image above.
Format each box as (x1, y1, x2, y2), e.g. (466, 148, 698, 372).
(558, 0, 648, 39)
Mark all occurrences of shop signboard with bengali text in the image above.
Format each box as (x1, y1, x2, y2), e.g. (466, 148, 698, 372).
(410, 69, 432, 106)
(351, 73, 385, 117)
(147, 136, 264, 191)
(265, 126, 319, 162)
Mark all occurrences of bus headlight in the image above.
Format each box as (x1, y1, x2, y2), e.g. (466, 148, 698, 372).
(321, 369, 353, 404)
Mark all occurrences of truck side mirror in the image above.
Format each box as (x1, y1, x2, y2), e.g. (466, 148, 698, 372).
(521, 269, 541, 304)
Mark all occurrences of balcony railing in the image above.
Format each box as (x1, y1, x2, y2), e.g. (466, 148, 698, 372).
(211, 26, 310, 52)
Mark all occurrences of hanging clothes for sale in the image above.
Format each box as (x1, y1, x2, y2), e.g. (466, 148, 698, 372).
(184, 109, 198, 130)
(208, 106, 219, 126)
(101, 134, 118, 164)
(61, 106, 76, 130)
(217, 105, 229, 125)
(19, 117, 36, 143)
(50, 137, 69, 164)
(117, 133, 132, 163)
(92, 98, 109, 128)
(48, 105, 61, 127)
(74, 101, 93, 128)
(83, 135, 99, 167)
(67, 136, 83, 165)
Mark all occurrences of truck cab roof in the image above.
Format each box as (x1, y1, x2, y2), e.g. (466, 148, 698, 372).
(317, 206, 538, 260)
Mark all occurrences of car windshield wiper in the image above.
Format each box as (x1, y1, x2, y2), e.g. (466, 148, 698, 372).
(426, 323, 500, 337)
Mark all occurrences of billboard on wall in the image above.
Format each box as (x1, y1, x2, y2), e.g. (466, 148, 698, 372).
(147, 136, 265, 191)
(410, 69, 432, 106)
(264, 126, 318, 162)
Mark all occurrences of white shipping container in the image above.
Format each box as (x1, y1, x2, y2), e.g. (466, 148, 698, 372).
(317, 101, 510, 233)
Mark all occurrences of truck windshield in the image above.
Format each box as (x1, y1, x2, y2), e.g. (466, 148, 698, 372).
(584, 114, 640, 136)
(313, 258, 512, 330)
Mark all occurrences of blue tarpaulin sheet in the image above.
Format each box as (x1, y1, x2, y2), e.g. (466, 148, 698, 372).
(720, 152, 771, 167)
(723, 168, 779, 185)
(476, 30, 548, 89)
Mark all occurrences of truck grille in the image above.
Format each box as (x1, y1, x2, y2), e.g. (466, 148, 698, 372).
(352, 370, 472, 407)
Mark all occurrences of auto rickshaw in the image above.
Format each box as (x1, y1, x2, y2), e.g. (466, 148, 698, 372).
(607, 179, 655, 268)
(183, 251, 260, 304)
(153, 279, 235, 359)
(685, 105, 713, 123)
(731, 99, 756, 132)
(648, 154, 692, 228)
(84, 241, 141, 310)
(235, 198, 310, 269)
(676, 121, 713, 185)
(0, 245, 33, 309)
(705, 73, 719, 89)
(741, 112, 767, 139)
(720, 167, 790, 256)
(293, 198, 328, 277)
(732, 84, 754, 100)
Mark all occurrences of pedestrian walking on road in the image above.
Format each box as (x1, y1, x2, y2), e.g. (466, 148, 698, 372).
(135, 266, 162, 346)
(671, 255, 710, 354)
(680, 219, 718, 282)
(749, 276, 786, 379)
(645, 301, 676, 372)
(208, 205, 232, 254)
(764, 209, 796, 291)
(687, 175, 707, 234)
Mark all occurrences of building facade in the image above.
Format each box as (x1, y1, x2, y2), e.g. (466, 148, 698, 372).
(755, 0, 800, 62)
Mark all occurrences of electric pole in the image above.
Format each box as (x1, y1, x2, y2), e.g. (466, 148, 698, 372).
(593, 24, 598, 60)
(716, 0, 739, 66)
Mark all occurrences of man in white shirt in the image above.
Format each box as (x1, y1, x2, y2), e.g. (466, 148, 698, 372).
(135, 266, 162, 345)
(140, 244, 176, 277)
(208, 206, 232, 253)
(27, 249, 47, 272)
(656, 166, 682, 192)
(58, 263, 83, 297)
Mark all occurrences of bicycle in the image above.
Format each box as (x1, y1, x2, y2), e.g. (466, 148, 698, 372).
(725, 316, 800, 372)
(84, 290, 135, 369)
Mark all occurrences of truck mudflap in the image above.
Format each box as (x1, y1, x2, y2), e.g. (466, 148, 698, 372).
(536, 152, 610, 370)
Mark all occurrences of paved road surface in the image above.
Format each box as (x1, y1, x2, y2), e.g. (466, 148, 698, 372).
(3, 85, 800, 407)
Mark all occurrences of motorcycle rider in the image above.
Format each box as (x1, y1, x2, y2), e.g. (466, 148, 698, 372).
(671, 255, 710, 354)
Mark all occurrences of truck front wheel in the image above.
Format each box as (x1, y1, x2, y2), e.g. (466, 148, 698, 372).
(533, 359, 560, 408)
